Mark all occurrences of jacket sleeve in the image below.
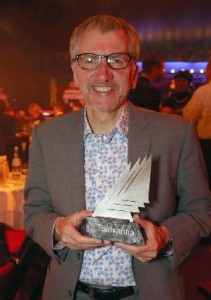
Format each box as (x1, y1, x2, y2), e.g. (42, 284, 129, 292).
(24, 126, 68, 260)
(161, 123, 211, 269)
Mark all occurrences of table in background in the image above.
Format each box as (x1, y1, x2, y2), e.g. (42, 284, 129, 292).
(0, 175, 25, 229)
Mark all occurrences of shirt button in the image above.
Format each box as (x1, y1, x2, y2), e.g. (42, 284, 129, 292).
(102, 135, 107, 143)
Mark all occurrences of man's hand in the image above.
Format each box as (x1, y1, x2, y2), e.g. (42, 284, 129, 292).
(115, 214, 170, 262)
(54, 210, 111, 250)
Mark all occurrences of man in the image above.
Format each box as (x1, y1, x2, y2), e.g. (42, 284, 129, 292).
(183, 61, 211, 188)
(128, 54, 164, 111)
(24, 15, 211, 300)
(161, 70, 194, 116)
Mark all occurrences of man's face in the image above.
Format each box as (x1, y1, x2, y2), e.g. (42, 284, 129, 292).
(174, 78, 190, 92)
(154, 61, 165, 82)
(71, 29, 138, 113)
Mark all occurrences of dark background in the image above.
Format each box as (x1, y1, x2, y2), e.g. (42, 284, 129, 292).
(1, 0, 211, 109)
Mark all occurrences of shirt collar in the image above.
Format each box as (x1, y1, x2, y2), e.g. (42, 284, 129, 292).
(84, 103, 128, 142)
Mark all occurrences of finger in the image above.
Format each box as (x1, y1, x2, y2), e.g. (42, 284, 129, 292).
(66, 239, 111, 250)
(72, 210, 93, 227)
(66, 231, 111, 249)
(133, 215, 156, 242)
(133, 214, 148, 228)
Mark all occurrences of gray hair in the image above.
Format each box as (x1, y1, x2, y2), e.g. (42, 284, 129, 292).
(69, 15, 140, 61)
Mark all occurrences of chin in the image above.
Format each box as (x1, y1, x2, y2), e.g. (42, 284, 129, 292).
(97, 101, 123, 113)
(87, 94, 125, 113)
(88, 101, 117, 112)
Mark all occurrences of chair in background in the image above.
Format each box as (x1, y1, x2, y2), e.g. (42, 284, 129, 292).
(198, 281, 211, 299)
(0, 223, 27, 300)
(0, 260, 16, 299)
(5, 226, 27, 255)
(0, 223, 50, 300)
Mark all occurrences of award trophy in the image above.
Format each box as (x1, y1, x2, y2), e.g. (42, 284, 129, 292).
(85, 156, 152, 245)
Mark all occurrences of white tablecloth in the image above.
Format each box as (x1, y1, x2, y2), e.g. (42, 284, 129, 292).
(0, 175, 25, 229)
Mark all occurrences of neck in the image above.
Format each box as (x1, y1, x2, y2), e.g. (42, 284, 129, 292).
(141, 72, 154, 83)
(86, 104, 125, 134)
(142, 71, 159, 83)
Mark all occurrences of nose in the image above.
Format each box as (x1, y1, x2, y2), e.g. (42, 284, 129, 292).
(95, 58, 113, 80)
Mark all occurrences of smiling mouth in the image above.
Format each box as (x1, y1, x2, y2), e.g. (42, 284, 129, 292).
(93, 86, 113, 93)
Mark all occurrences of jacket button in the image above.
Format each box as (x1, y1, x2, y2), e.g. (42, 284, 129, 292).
(68, 289, 72, 296)
(77, 252, 81, 260)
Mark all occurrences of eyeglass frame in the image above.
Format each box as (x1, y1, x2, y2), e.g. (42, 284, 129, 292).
(71, 52, 136, 70)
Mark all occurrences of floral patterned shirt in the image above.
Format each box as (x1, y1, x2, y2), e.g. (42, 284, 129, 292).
(79, 104, 136, 286)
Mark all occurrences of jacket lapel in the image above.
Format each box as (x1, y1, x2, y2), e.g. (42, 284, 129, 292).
(128, 104, 151, 166)
(61, 109, 86, 212)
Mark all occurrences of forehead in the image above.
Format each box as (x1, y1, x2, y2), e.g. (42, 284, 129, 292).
(76, 29, 130, 54)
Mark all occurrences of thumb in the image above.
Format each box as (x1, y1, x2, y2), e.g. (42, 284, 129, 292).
(133, 214, 146, 227)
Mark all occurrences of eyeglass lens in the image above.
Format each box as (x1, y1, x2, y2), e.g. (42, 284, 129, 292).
(76, 53, 132, 70)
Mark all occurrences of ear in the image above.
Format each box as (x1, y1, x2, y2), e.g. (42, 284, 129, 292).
(131, 64, 139, 89)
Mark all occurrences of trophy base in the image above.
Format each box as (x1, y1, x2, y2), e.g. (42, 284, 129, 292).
(84, 216, 146, 245)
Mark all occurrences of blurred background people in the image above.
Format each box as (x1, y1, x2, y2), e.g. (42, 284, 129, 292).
(27, 102, 45, 140)
(69, 99, 84, 112)
(128, 54, 164, 111)
(63, 80, 84, 107)
(0, 99, 16, 137)
(183, 61, 211, 187)
(16, 109, 30, 135)
(0, 99, 17, 162)
(28, 102, 45, 127)
(53, 103, 70, 117)
(6, 106, 16, 117)
(0, 86, 9, 108)
(161, 70, 194, 115)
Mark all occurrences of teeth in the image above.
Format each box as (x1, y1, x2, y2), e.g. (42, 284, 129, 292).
(94, 86, 112, 92)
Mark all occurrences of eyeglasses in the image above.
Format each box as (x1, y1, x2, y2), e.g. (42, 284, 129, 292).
(72, 53, 135, 70)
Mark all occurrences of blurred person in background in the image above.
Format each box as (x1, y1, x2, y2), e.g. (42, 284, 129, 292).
(0, 86, 9, 108)
(27, 103, 45, 140)
(183, 61, 211, 187)
(161, 70, 194, 115)
(53, 103, 71, 117)
(28, 102, 45, 127)
(0, 99, 16, 137)
(128, 54, 164, 111)
(6, 106, 16, 117)
(69, 99, 84, 112)
(16, 109, 30, 135)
